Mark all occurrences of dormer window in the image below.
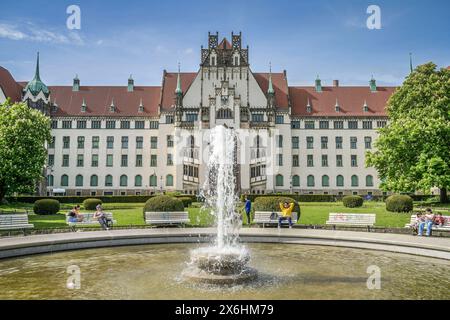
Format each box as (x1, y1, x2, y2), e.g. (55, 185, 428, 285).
(138, 99, 144, 113)
(363, 101, 369, 112)
(335, 99, 340, 112)
(109, 99, 115, 113)
(52, 102, 58, 113)
(306, 98, 312, 113)
(81, 99, 87, 113)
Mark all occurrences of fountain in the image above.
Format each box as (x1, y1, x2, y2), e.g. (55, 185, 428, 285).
(184, 126, 257, 284)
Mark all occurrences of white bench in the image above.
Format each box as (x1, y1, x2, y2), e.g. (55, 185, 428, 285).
(66, 212, 116, 227)
(405, 215, 450, 231)
(326, 213, 376, 227)
(0, 213, 34, 231)
(253, 211, 298, 228)
(145, 211, 190, 226)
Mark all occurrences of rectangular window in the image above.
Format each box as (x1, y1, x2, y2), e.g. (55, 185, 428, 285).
(292, 136, 299, 149)
(167, 135, 174, 148)
(165, 115, 174, 124)
(251, 114, 264, 123)
(106, 120, 116, 129)
(63, 136, 70, 149)
(120, 121, 130, 129)
(149, 121, 159, 129)
(48, 136, 55, 149)
(333, 121, 344, 129)
(135, 120, 145, 129)
(275, 115, 284, 124)
(91, 120, 101, 129)
(351, 155, 358, 167)
(136, 154, 143, 167)
(136, 136, 143, 149)
(335, 136, 343, 149)
(319, 121, 329, 129)
(321, 136, 328, 149)
(48, 154, 54, 166)
(167, 154, 173, 166)
(92, 136, 99, 149)
(186, 113, 198, 122)
(62, 154, 69, 167)
(107, 136, 114, 149)
(121, 155, 128, 167)
(91, 154, 99, 167)
(276, 135, 283, 148)
(62, 121, 72, 129)
(121, 136, 128, 149)
(77, 136, 85, 149)
(150, 136, 158, 149)
(106, 154, 113, 167)
(51, 120, 58, 129)
(307, 155, 314, 167)
(77, 154, 84, 167)
(277, 154, 283, 166)
(150, 154, 157, 167)
(350, 137, 357, 149)
(77, 120, 87, 129)
(291, 121, 300, 129)
(305, 121, 315, 129)
(348, 121, 358, 129)
(336, 155, 343, 167)
(321, 155, 328, 167)
(292, 155, 299, 167)
(377, 120, 387, 128)
(363, 121, 373, 129)
(306, 136, 314, 149)
(365, 136, 372, 149)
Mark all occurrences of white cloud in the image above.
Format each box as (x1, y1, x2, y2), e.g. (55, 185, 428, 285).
(184, 48, 194, 55)
(0, 24, 27, 40)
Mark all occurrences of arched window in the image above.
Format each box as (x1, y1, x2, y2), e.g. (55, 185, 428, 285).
(216, 108, 233, 119)
(366, 175, 374, 187)
(166, 174, 174, 187)
(90, 175, 98, 187)
(292, 175, 300, 187)
(105, 175, 113, 187)
(149, 174, 157, 187)
(307, 175, 315, 187)
(275, 174, 284, 187)
(120, 175, 128, 187)
(135, 175, 142, 187)
(61, 174, 69, 187)
(336, 175, 344, 187)
(187, 135, 195, 148)
(47, 175, 54, 187)
(322, 175, 329, 187)
(351, 175, 359, 187)
(75, 174, 83, 187)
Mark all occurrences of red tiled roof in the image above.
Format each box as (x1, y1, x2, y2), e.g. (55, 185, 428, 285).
(218, 38, 232, 50)
(50, 86, 161, 117)
(254, 73, 289, 108)
(0, 66, 22, 102)
(289, 86, 396, 117)
(160, 72, 197, 110)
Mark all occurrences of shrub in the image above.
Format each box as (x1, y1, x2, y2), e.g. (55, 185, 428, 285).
(143, 195, 184, 216)
(342, 196, 364, 208)
(178, 197, 193, 208)
(240, 194, 336, 202)
(253, 196, 300, 216)
(82, 198, 103, 210)
(33, 199, 60, 215)
(386, 195, 413, 212)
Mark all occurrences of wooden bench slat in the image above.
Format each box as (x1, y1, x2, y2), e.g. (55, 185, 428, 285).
(145, 212, 190, 225)
(0, 214, 34, 230)
(326, 213, 376, 226)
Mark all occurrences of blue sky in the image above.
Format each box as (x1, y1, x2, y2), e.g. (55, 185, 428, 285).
(1, 0, 449, 86)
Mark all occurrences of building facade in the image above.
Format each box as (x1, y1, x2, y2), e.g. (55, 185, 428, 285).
(0, 32, 397, 196)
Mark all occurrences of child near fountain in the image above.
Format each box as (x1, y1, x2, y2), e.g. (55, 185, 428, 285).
(278, 201, 295, 229)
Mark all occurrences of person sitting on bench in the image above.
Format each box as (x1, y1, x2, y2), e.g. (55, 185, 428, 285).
(434, 213, 445, 227)
(93, 205, 112, 230)
(278, 201, 295, 229)
(418, 208, 434, 237)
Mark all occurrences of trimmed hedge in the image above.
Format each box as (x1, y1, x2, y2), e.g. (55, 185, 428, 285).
(143, 195, 185, 217)
(33, 199, 60, 215)
(241, 194, 336, 203)
(7, 195, 196, 204)
(386, 195, 413, 212)
(178, 197, 193, 208)
(253, 196, 300, 215)
(342, 196, 364, 208)
(82, 198, 103, 210)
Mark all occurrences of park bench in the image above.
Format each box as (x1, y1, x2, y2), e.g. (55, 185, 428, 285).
(405, 215, 450, 231)
(66, 212, 116, 228)
(145, 211, 190, 227)
(326, 213, 376, 228)
(0, 213, 34, 232)
(253, 211, 298, 228)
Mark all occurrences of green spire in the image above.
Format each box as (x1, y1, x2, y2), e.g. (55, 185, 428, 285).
(267, 62, 275, 95)
(409, 53, 413, 73)
(25, 52, 50, 96)
(175, 63, 182, 95)
(315, 75, 322, 92)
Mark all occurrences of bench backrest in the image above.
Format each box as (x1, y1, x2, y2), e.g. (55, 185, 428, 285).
(409, 214, 450, 226)
(0, 213, 30, 226)
(66, 212, 113, 222)
(254, 211, 298, 221)
(328, 213, 376, 224)
(145, 212, 189, 220)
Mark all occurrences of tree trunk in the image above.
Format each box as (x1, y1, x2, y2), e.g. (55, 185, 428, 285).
(0, 187, 5, 204)
(440, 188, 448, 203)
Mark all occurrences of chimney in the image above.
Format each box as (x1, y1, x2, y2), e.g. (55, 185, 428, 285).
(333, 80, 339, 87)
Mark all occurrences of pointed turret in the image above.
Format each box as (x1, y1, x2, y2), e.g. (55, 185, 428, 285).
(315, 75, 322, 93)
(267, 63, 275, 95)
(409, 53, 413, 73)
(128, 74, 134, 92)
(369, 75, 377, 92)
(175, 63, 183, 109)
(73, 74, 80, 92)
(24, 52, 50, 97)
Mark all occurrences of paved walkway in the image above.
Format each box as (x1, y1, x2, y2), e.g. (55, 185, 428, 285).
(0, 228, 449, 260)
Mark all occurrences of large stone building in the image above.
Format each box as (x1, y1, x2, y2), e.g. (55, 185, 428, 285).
(0, 32, 399, 197)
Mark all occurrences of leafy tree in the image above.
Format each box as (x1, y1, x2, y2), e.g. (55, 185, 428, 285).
(0, 101, 51, 201)
(366, 63, 450, 203)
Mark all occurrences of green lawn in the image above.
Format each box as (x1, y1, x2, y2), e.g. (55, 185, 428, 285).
(0, 201, 448, 230)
